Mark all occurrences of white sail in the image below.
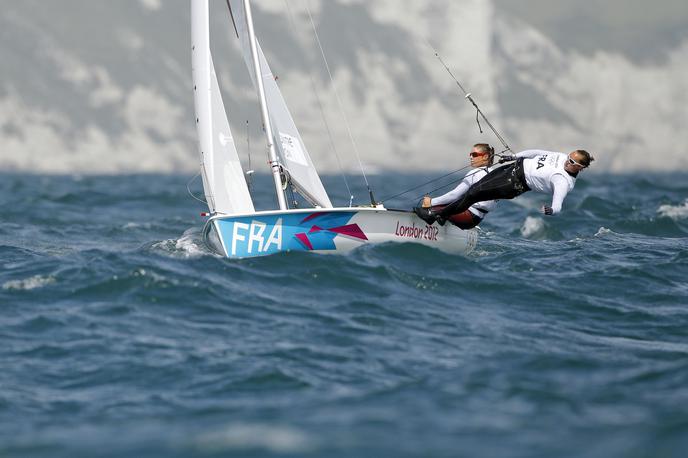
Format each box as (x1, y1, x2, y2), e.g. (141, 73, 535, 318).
(228, 0, 332, 208)
(191, 0, 254, 215)
(196, 1, 479, 259)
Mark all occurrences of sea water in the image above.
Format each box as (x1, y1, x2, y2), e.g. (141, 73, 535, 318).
(1, 172, 687, 457)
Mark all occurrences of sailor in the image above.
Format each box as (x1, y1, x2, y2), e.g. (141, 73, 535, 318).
(417, 148, 594, 225)
(414, 143, 498, 229)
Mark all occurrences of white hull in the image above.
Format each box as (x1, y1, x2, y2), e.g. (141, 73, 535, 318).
(202, 207, 477, 258)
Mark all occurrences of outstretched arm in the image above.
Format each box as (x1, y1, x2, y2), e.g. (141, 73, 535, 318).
(431, 181, 470, 206)
(543, 174, 570, 215)
(515, 149, 548, 159)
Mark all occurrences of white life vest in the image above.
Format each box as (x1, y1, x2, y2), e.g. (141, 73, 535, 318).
(522, 152, 576, 194)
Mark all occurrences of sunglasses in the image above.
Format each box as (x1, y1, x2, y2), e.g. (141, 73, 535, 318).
(567, 156, 587, 168)
(470, 152, 488, 158)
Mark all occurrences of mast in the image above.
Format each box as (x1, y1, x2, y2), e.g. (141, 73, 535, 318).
(243, 0, 287, 210)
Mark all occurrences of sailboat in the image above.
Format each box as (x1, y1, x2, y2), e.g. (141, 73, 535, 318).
(190, 0, 478, 258)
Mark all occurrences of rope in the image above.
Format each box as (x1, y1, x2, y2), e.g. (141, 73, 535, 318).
(283, 0, 354, 207)
(287, 183, 299, 208)
(245, 120, 254, 192)
(186, 171, 208, 205)
(304, 0, 376, 205)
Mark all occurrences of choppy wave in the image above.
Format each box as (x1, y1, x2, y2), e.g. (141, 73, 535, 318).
(1, 172, 687, 458)
(193, 423, 317, 454)
(2, 274, 56, 291)
(658, 199, 688, 220)
(150, 228, 213, 259)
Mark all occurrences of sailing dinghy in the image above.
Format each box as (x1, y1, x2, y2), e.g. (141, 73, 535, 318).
(191, 0, 477, 258)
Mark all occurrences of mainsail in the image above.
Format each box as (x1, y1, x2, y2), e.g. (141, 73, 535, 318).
(191, 0, 254, 215)
(228, 0, 333, 208)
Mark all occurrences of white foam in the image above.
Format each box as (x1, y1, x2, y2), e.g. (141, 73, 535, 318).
(657, 200, 688, 220)
(122, 221, 152, 229)
(131, 267, 169, 285)
(470, 249, 492, 257)
(2, 275, 56, 291)
(520, 216, 545, 238)
(594, 227, 613, 237)
(151, 228, 213, 259)
(176, 228, 209, 257)
(194, 423, 316, 453)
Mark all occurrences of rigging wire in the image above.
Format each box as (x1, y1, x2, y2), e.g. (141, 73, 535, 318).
(303, 0, 377, 206)
(283, 0, 354, 207)
(421, 176, 468, 199)
(226, 0, 512, 208)
(381, 38, 516, 205)
(379, 163, 473, 203)
(422, 38, 512, 155)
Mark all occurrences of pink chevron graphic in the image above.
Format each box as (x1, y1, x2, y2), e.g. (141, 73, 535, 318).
(294, 223, 368, 250)
(295, 233, 314, 250)
(328, 224, 368, 240)
(293, 213, 369, 250)
(300, 212, 330, 223)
